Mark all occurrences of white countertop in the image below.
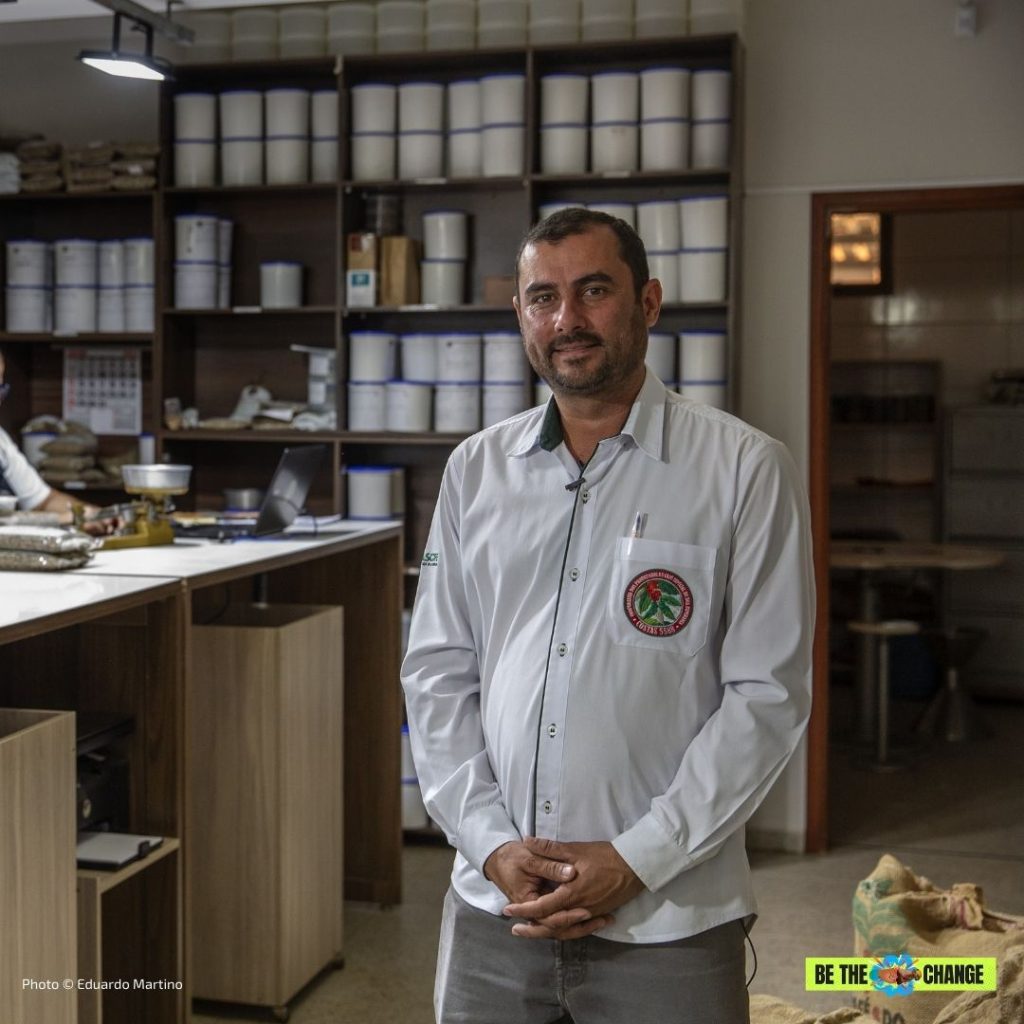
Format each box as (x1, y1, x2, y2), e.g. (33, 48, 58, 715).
(71, 519, 402, 585)
(0, 572, 179, 638)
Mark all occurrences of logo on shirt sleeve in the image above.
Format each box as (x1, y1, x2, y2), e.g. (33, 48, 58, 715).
(624, 569, 693, 636)
(421, 551, 439, 567)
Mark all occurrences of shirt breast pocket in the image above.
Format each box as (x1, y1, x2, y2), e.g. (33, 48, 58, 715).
(607, 537, 718, 657)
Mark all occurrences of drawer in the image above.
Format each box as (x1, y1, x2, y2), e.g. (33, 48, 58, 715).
(950, 407, 1024, 472)
(947, 478, 1024, 539)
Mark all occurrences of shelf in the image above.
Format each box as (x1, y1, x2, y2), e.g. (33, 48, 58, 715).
(343, 304, 513, 316)
(59, 480, 127, 492)
(344, 176, 524, 192)
(0, 332, 152, 344)
(0, 190, 154, 204)
(163, 306, 336, 317)
(831, 483, 936, 494)
(77, 837, 180, 896)
(162, 428, 339, 444)
(832, 421, 937, 431)
(532, 169, 730, 187)
(163, 182, 337, 199)
(340, 430, 473, 445)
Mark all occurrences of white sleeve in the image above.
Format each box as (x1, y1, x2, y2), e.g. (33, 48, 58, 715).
(400, 449, 520, 873)
(613, 439, 815, 891)
(0, 428, 51, 510)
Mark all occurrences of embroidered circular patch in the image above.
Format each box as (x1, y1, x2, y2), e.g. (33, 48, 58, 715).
(623, 569, 693, 637)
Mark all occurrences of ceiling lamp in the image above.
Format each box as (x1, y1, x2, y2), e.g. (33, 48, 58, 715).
(78, 0, 194, 82)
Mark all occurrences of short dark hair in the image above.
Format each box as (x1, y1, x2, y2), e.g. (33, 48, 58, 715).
(515, 207, 650, 298)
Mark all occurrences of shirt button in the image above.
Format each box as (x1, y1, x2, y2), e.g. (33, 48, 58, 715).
(548, 723, 558, 738)
(557, 643, 568, 656)
(543, 800, 553, 813)
(581, 490, 590, 503)
(569, 568, 580, 581)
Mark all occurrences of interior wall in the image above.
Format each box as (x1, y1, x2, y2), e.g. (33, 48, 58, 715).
(741, 0, 1024, 847)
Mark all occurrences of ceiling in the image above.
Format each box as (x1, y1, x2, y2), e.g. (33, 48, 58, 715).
(0, 0, 318, 25)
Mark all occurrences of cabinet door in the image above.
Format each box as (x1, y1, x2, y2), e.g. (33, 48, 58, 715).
(951, 408, 1024, 473)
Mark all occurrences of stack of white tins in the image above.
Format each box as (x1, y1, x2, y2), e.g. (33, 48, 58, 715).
(636, 200, 680, 302)
(279, 6, 326, 58)
(348, 330, 396, 430)
(689, 0, 741, 34)
(124, 238, 155, 331)
(582, 0, 633, 40)
(645, 331, 676, 382)
(232, 7, 277, 59)
(217, 219, 233, 309)
(679, 195, 727, 301)
(481, 74, 525, 177)
(447, 80, 481, 177)
(350, 84, 397, 181)
(220, 90, 263, 187)
(328, 2, 375, 55)
(437, 332, 481, 381)
(535, 379, 553, 404)
(174, 214, 218, 310)
(260, 261, 303, 308)
(540, 75, 588, 175)
(691, 69, 731, 168)
(678, 329, 727, 408)
(422, 208, 468, 304)
(400, 332, 437, 381)
(483, 330, 528, 427)
(399, 82, 444, 179)
(174, 92, 216, 187)
(348, 465, 404, 518)
(386, 380, 432, 431)
(178, 11, 230, 62)
(266, 88, 309, 184)
(478, 0, 527, 46)
(529, 0, 579, 43)
(5, 240, 50, 332)
(400, 724, 428, 829)
(436, 334, 482, 430)
(591, 72, 638, 173)
(588, 201, 636, 227)
(377, 0, 425, 52)
(97, 241, 125, 332)
(640, 68, 690, 171)
(54, 239, 97, 333)
(311, 91, 339, 182)
(426, 0, 475, 49)
(306, 348, 337, 411)
(635, 0, 688, 37)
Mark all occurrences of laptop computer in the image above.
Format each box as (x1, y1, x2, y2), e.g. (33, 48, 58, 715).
(175, 444, 326, 541)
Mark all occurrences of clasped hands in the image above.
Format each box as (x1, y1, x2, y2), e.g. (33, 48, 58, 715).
(483, 836, 645, 941)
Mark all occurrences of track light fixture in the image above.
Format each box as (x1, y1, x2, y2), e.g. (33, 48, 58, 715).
(78, 0, 194, 82)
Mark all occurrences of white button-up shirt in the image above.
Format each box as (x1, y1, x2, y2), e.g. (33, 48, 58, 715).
(402, 371, 814, 942)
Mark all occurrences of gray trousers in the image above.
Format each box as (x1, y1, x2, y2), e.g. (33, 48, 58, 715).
(435, 887, 750, 1024)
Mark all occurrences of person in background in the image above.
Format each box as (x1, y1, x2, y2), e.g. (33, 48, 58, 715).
(402, 208, 815, 1023)
(0, 347, 105, 528)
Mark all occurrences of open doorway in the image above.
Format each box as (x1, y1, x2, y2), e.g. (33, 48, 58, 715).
(806, 185, 1024, 852)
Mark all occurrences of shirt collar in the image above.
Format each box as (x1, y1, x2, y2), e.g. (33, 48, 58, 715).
(507, 369, 667, 461)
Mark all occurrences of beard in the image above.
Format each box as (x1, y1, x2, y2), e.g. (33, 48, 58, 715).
(527, 321, 647, 396)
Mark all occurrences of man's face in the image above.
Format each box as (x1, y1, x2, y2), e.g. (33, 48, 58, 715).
(514, 226, 661, 397)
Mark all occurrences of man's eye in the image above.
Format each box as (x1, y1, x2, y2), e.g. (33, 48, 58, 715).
(584, 286, 606, 298)
(531, 293, 554, 306)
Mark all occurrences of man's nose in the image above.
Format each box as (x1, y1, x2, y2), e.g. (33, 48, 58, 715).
(553, 293, 587, 335)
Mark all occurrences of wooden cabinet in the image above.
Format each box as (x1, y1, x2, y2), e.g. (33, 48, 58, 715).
(0, 708, 76, 1024)
(190, 604, 344, 1016)
(945, 405, 1024, 699)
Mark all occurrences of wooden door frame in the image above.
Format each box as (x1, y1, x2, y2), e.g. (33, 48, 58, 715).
(805, 183, 1024, 853)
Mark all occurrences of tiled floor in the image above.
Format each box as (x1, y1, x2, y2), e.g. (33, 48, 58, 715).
(192, 698, 1024, 1022)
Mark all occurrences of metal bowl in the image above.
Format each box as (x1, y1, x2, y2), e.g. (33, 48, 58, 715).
(121, 464, 193, 495)
(223, 487, 265, 511)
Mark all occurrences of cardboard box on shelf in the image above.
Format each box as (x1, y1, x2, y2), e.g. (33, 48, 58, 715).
(346, 232, 378, 308)
(380, 236, 420, 307)
(483, 274, 515, 308)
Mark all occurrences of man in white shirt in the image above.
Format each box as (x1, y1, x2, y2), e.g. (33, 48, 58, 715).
(0, 348, 101, 521)
(402, 208, 814, 1023)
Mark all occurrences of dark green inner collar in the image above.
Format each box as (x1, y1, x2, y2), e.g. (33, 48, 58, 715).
(539, 398, 564, 451)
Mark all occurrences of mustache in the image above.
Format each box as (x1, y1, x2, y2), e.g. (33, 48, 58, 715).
(552, 331, 603, 349)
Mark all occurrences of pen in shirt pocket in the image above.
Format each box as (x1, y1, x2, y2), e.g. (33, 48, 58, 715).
(630, 510, 648, 538)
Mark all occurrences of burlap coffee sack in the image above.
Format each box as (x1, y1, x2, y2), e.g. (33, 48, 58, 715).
(750, 994, 874, 1024)
(851, 855, 1024, 1024)
(931, 941, 1024, 1024)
